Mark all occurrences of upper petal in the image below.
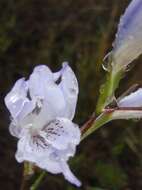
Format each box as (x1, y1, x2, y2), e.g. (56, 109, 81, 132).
(29, 65, 66, 118)
(59, 63, 79, 120)
(112, 0, 142, 70)
(28, 65, 53, 99)
(118, 88, 142, 107)
(9, 120, 22, 138)
(4, 78, 35, 121)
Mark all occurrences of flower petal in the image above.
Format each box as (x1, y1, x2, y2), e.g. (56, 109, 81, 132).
(118, 88, 142, 107)
(40, 117, 81, 150)
(9, 121, 22, 138)
(53, 71, 61, 82)
(59, 62, 79, 120)
(15, 127, 81, 186)
(112, 0, 142, 70)
(4, 78, 35, 121)
(29, 65, 66, 118)
(15, 129, 51, 163)
(59, 160, 81, 187)
(28, 65, 53, 99)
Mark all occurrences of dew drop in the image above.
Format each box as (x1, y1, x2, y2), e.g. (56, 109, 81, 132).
(102, 52, 112, 72)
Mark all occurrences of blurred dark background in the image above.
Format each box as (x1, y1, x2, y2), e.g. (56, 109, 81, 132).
(1, 0, 142, 189)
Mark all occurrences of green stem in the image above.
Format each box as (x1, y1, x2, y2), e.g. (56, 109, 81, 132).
(96, 70, 123, 114)
(81, 112, 112, 140)
(30, 171, 46, 190)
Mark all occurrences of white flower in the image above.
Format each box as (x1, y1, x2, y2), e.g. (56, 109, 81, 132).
(118, 88, 142, 108)
(111, 88, 142, 120)
(112, 0, 142, 72)
(5, 63, 81, 187)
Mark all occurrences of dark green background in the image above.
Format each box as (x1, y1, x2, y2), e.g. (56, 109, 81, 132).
(0, 0, 142, 189)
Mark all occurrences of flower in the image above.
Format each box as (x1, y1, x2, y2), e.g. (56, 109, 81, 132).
(111, 0, 142, 72)
(118, 88, 142, 108)
(5, 63, 81, 187)
(110, 88, 142, 120)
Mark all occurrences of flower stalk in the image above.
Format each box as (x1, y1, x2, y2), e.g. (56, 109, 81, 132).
(20, 162, 34, 190)
(30, 171, 46, 190)
(81, 112, 112, 140)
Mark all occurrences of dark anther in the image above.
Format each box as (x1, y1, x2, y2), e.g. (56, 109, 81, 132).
(27, 90, 32, 100)
(55, 76, 62, 85)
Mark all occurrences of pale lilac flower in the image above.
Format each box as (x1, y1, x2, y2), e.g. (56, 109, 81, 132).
(111, 88, 142, 120)
(112, 0, 142, 72)
(118, 88, 142, 107)
(5, 63, 81, 187)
